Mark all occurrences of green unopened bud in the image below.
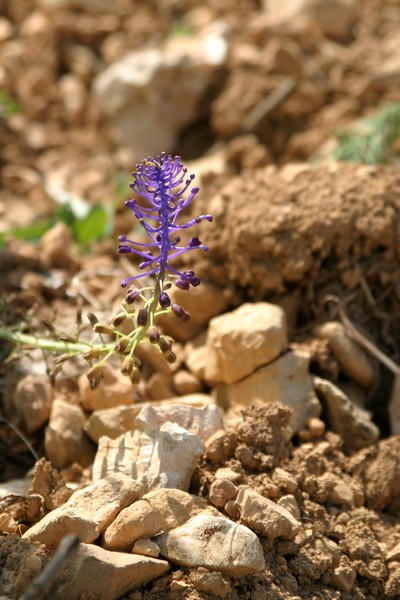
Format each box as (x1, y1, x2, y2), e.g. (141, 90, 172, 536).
(165, 351, 177, 364)
(87, 364, 103, 390)
(94, 323, 115, 336)
(111, 312, 126, 327)
(158, 336, 172, 354)
(129, 367, 141, 384)
(147, 326, 160, 344)
(121, 356, 135, 376)
(115, 337, 130, 354)
(82, 347, 102, 361)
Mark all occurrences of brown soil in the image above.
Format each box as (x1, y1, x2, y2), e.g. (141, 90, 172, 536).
(1, 0, 400, 599)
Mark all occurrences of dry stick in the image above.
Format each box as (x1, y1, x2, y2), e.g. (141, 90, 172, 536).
(240, 77, 297, 134)
(325, 295, 400, 376)
(19, 535, 80, 600)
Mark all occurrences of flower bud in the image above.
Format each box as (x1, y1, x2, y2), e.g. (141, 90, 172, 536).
(165, 351, 177, 364)
(111, 312, 126, 327)
(130, 367, 141, 384)
(82, 347, 102, 361)
(137, 308, 148, 326)
(42, 319, 57, 334)
(114, 337, 130, 354)
(59, 333, 78, 343)
(53, 353, 71, 365)
(182, 311, 191, 323)
(175, 278, 190, 290)
(125, 289, 139, 304)
(121, 356, 135, 376)
(94, 323, 115, 336)
(87, 364, 103, 390)
(147, 326, 160, 344)
(171, 303, 185, 319)
(158, 336, 172, 354)
(87, 313, 99, 327)
(159, 291, 171, 308)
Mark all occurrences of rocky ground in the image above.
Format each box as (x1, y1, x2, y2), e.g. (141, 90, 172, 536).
(1, 0, 400, 599)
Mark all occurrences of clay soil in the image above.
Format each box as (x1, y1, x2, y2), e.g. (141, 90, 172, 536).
(1, 0, 400, 599)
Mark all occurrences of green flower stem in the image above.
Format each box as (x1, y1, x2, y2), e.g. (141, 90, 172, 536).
(0, 327, 113, 355)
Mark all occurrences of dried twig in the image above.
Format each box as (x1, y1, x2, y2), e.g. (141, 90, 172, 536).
(241, 77, 297, 134)
(19, 535, 80, 600)
(325, 295, 400, 376)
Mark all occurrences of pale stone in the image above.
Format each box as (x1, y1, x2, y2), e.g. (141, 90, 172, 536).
(215, 349, 320, 434)
(272, 468, 298, 494)
(154, 514, 265, 577)
(102, 500, 167, 551)
(314, 376, 379, 452)
(132, 538, 160, 558)
(93, 28, 227, 157)
(85, 394, 214, 443)
(173, 370, 203, 395)
(319, 473, 355, 508)
(209, 479, 238, 508)
(143, 488, 215, 530)
(235, 487, 301, 540)
(135, 403, 223, 443)
(22, 474, 143, 548)
(185, 343, 208, 382)
(191, 568, 232, 598)
(13, 374, 52, 432)
(92, 422, 203, 492)
(314, 321, 374, 388)
(146, 371, 175, 401)
(205, 302, 288, 385)
(157, 282, 230, 342)
(278, 495, 301, 521)
(44, 399, 95, 469)
(387, 541, 400, 562)
(79, 362, 134, 412)
(51, 542, 169, 600)
(330, 555, 356, 592)
(59, 73, 87, 125)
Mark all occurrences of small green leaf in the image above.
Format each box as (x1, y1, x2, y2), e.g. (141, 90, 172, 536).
(72, 204, 113, 249)
(0, 219, 56, 247)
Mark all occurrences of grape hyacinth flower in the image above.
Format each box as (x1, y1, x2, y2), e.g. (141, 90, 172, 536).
(0, 153, 211, 389)
(118, 152, 212, 294)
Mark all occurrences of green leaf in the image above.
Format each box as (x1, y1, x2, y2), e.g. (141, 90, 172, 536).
(72, 204, 113, 249)
(0, 219, 56, 247)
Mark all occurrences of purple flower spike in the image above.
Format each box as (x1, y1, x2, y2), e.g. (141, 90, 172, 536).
(118, 153, 212, 288)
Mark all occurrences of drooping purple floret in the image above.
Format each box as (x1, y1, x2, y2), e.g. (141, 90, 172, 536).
(119, 153, 212, 289)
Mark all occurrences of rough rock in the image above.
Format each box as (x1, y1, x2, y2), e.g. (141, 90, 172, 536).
(51, 542, 169, 600)
(314, 321, 374, 388)
(154, 513, 265, 577)
(44, 399, 95, 469)
(277, 495, 301, 521)
(185, 334, 208, 381)
(215, 348, 320, 434)
(145, 371, 175, 401)
(235, 487, 301, 540)
(13, 374, 52, 432)
(85, 394, 214, 443)
(209, 479, 238, 508)
(143, 488, 215, 530)
(191, 568, 232, 598)
(79, 362, 134, 411)
(22, 474, 143, 548)
(40, 221, 79, 271)
(314, 376, 379, 452)
(132, 538, 160, 558)
(92, 422, 203, 492)
(205, 302, 288, 385)
(93, 27, 227, 157)
(102, 500, 167, 551)
(361, 436, 400, 513)
(173, 370, 203, 395)
(135, 402, 223, 443)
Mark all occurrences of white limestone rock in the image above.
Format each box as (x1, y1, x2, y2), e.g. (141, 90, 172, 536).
(154, 513, 265, 577)
(205, 302, 288, 385)
(92, 422, 203, 492)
